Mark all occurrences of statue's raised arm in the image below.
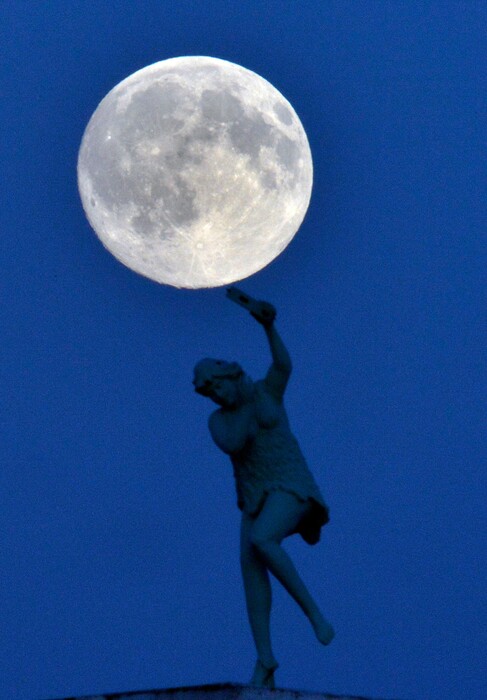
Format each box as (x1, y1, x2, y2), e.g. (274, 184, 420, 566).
(226, 287, 291, 400)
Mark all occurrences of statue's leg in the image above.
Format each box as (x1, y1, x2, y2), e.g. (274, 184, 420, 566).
(240, 512, 279, 685)
(250, 490, 335, 646)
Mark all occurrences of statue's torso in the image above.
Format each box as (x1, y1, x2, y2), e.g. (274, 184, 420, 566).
(220, 381, 326, 519)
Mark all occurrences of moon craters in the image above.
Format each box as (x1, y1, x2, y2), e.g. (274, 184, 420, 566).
(78, 56, 313, 288)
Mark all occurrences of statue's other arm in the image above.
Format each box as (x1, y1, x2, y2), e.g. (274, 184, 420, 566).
(209, 406, 257, 455)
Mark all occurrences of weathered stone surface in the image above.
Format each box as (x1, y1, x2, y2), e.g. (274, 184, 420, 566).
(50, 681, 400, 700)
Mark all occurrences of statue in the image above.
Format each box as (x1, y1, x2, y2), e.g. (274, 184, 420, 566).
(193, 288, 335, 689)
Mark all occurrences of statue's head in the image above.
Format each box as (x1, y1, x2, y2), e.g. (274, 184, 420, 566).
(193, 358, 253, 408)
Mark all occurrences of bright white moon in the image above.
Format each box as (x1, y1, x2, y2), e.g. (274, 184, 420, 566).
(77, 56, 313, 288)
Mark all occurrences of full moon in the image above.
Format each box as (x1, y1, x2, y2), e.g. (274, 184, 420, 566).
(77, 56, 313, 288)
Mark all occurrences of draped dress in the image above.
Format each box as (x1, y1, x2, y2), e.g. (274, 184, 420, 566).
(230, 380, 329, 545)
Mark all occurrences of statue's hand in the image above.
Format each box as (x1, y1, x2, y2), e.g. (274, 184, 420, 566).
(226, 287, 276, 327)
(250, 300, 276, 328)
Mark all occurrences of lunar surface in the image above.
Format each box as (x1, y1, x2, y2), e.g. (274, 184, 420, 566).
(77, 56, 313, 288)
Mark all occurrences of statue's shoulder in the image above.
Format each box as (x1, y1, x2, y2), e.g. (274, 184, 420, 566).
(208, 407, 234, 433)
(208, 407, 224, 428)
(208, 409, 228, 451)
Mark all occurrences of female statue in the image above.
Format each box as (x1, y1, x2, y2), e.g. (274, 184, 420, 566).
(193, 289, 334, 688)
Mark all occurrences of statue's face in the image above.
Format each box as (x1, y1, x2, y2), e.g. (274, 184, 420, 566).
(196, 376, 239, 408)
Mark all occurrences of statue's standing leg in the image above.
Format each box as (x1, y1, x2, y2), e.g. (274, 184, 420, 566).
(240, 512, 279, 686)
(250, 490, 335, 646)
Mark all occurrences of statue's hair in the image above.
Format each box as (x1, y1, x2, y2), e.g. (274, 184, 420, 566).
(193, 358, 254, 401)
(193, 358, 242, 384)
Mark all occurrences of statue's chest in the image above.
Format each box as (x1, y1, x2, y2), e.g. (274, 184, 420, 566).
(219, 390, 281, 442)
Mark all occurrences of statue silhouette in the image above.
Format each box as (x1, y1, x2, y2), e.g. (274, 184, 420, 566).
(193, 288, 334, 688)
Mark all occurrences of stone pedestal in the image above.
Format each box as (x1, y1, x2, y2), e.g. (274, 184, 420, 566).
(52, 681, 399, 700)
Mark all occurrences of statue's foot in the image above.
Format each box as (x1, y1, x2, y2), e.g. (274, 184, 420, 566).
(312, 615, 335, 645)
(250, 658, 279, 688)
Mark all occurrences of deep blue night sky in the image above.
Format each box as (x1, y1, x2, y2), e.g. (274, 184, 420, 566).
(1, 2, 486, 699)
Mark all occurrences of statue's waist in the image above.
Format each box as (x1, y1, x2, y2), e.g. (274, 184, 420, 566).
(232, 435, 307, 474)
